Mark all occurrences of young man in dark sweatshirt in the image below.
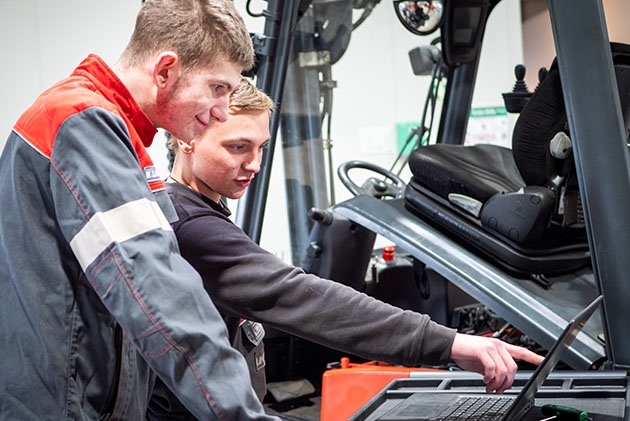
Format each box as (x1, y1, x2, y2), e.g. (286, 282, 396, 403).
(148, 76, 544, 419)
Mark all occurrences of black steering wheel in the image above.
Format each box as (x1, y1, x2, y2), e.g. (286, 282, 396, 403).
(337, 160, 406, 199)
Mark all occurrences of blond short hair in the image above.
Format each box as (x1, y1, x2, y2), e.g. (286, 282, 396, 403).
(119, 0, 254, 71)
(167, 76, 274, 153)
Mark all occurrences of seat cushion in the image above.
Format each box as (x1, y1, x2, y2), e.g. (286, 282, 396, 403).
(407, 143, 525, 203)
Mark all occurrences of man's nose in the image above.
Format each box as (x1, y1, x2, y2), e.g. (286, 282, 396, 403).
(244, 151, 262, 174)
(210, 96, 229, 123)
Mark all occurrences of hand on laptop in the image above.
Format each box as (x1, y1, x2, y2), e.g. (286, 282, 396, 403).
(449, 333, 545, 394)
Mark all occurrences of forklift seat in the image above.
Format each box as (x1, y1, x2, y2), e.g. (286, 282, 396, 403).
(404, 42, 630, 276)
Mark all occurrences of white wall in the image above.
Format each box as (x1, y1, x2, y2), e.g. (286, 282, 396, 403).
(0, 0, 140, 146)
(0, 0, 525, 260)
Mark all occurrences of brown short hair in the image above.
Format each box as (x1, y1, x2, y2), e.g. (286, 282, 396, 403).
(167, 76, 274, 152)
(119, 0, 254, 71)
(228, 76, 275, 115)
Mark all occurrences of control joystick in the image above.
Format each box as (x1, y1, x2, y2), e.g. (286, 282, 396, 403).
(502, 64, 532, 113)
(535, 67, 549, 91)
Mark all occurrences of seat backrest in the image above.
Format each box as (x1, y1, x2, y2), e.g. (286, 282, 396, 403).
(512, 42, 630, 221)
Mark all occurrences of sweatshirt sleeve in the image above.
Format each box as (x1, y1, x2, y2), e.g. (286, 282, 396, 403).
(174, 204, 456, 367)
(50, 108, 277, 421)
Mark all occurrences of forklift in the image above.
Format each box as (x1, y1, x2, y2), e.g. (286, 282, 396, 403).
(238, 0, 630, 418)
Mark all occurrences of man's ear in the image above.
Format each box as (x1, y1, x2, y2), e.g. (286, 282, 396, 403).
(178, 138, 194, 154)
(153, 52, 180, 89)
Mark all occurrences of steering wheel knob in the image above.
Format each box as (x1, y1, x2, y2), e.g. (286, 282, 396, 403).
(373, 179, 388, 192)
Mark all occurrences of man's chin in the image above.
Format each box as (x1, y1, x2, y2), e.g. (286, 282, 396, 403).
(229, 191, 245, 200)
(166, 128, 194, 143)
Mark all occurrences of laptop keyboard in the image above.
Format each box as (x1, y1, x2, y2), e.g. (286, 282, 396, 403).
(435, 395, 515, 420)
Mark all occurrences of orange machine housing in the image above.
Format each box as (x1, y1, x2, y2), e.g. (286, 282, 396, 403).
(320, 358, 443, 421)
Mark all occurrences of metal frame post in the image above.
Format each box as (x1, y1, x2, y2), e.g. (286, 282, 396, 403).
(548, 0, 630, 368)
(236, 0, 301, 243)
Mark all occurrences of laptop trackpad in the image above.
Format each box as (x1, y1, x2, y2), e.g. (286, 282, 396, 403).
(378, 393, 460, 420)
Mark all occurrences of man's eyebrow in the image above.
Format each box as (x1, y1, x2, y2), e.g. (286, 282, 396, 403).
(224, 136, 253, 143)
(211, 77, 234, 92)
(221, 79, 235, 92)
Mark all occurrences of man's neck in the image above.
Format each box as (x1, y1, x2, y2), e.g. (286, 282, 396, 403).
(168, 171, 221, 204)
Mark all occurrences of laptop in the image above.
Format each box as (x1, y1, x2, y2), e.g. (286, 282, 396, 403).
(374, 295, 603, 421)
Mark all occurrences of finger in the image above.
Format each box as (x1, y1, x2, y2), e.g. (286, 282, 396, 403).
(484, 347, 508, 393)
(494, 345, 517, 393)
(505, 343, 544, 365)
(477, 348, 496, 386)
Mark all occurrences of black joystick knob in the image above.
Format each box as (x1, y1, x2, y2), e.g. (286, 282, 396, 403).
(502, 64, 533, 113)
(512, 64, 529, 92)
(534, 67, 549, 92)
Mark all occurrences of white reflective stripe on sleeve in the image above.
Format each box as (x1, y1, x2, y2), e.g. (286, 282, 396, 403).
(70, 197, 173, 271)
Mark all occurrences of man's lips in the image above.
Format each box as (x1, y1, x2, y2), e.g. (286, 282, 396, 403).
(235, 178, 253, 188)
(196, 116, 210, 127)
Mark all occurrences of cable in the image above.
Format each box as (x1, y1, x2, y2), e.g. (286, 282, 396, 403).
(320, 66, 337, 205)
(352, 1, 381, 30)
(245, 0, 264, 18)
(390, 50, 444, 176)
